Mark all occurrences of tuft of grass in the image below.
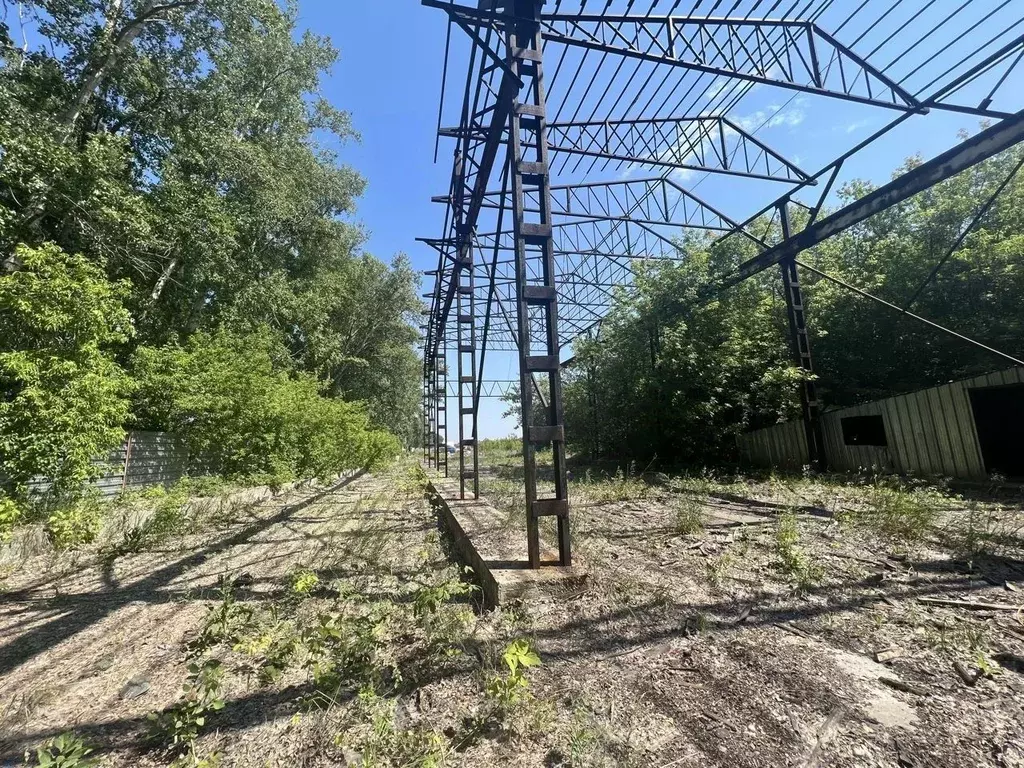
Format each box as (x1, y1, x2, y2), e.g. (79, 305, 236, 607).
(775, 510, 823, 589)
(674, 495, 707, 535)
(862, 482, 941, 542)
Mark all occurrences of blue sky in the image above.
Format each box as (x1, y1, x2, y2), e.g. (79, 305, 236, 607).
(305, 1, 1020, 438)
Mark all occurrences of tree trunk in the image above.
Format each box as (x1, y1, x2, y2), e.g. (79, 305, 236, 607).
(57, 0, 199, 141)
(150, 256, 179, 303)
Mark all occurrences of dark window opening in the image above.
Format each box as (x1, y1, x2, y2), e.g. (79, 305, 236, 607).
(841, 415, 887, 447)
(969, 383, 1024, 479)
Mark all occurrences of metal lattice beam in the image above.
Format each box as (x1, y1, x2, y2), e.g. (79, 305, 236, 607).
(442, 114, 812, 182)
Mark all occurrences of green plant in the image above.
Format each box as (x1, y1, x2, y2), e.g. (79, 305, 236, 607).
(705, 549, 737, 587)
(45, 497, 104, 550)
(186, 584, 254, 659)
(29, 732, 97, 767)
(564, 707, 602, 767)
(132, 329, 400, 484)
(148, 659, 226, 758)
(975, 652, 1003, 679)
(0, 494, 23, 542)
(674, 495, 707, 535)
(291, 569, 321, 596)
(485, 639, 541, 713)
(341, 686, 450, 767)
(0, 243, 133, 509)
(300, 606, 395, 692)
(863, 483, 941, 542)
(775, 510, 823, 589)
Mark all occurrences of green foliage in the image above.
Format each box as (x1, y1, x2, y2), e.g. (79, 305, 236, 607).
(45, 496, 104, 550)
(0, 0, 420, 535)
(775, 510, 822, 589)
(838, 479, 943, 542)
(0, 493, 22, 543)
(563, 143, 1024, 467)
(148, 659, 226, 760)
(29, 732, 97, 768)
(575, 466, 651, 505)
(0, 243, 133, 505)
(343, 686, 450, 768)
(862, 483, 941, 542)
(132, 328, 399, 481)
(410, 570, 477, 650)
(485, 639, 541, 713)
(674, 495, 707, 535)
(290, 569, 321, 596)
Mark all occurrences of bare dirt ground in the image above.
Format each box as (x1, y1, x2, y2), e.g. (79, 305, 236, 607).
(2, 454, 1024, 767)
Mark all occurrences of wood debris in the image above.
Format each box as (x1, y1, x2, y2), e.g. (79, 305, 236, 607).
(953, 660, 979, 687)
(879, 677, 929, 697)
(873, 647, 904, 664)
(918, 597, 1023, 612)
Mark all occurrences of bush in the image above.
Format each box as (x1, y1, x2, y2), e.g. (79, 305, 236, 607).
(0, 243, 133, 506)
(132, 328, 398, 482)
(45, 497, 104, 551)
(0, 493, 22, 542)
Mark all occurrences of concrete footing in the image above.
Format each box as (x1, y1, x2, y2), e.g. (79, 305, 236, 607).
(423, 470, 587, 607)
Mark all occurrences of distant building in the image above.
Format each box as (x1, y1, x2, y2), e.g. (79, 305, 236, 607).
(738, 368, 1024, 480)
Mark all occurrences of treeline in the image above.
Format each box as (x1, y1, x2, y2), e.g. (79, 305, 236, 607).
(564, 144, 1024, 465)
(0, 1, 420, 524)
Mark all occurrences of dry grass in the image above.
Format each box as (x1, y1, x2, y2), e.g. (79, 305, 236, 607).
(3, 452, 1024, 767)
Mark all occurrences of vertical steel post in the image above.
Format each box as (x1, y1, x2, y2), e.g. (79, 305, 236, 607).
(437, 326, 449, 477)
(778, 202, 826, 470)
(456, 241, 479, 498)
(425, 358, 435, 467)
(508, 0, 571, 568)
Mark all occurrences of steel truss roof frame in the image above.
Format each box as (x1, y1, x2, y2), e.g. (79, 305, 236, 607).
(421, 0, 1024, 568)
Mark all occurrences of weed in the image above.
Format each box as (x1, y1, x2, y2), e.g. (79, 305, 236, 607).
(290, 568, 321, 596)
(485, 638, 541, 714)
(975, 651, 1003, 679)
(300, 605, 398, 692)
(775, 510, 823, 589)
(148, 659, 225, 761)
(946, 502, 1024, 562)
(411, 574, 477, 651)
(46, 497, 104, 550)
(674, 495, 707, 535)
(28, 732, 97, 767)
(338, 686, 450, 767)
(841, 481, 943, 542)
(186, 584, 254, 659)
(705, 550, 736, 587)
(0, 494, 23, 543)
(565, 708, 599, 767)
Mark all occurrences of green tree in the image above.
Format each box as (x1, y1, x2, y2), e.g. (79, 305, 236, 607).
(132, 328, 397, 481)
(0, 243, 133, 506)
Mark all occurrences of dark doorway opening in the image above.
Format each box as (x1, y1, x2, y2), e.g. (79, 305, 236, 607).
(969, 383, 1024, 479)
(841, 415, 888, 447)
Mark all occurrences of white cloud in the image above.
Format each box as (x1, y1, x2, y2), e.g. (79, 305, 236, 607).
(705, 77, 731, 103)
(842, 118, 874, 134)
(733, 98, 807, 132)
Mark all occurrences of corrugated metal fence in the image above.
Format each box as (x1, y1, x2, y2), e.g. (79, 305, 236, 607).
(25, 431, 189, 500)
(738, 368, 1024, 480)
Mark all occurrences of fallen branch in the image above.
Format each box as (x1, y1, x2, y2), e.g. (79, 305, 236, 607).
(952, 661, 979, 687)
(879, 677, 930, 697)
(803, 707, 846, 768)
(918, 597, 1023, 612)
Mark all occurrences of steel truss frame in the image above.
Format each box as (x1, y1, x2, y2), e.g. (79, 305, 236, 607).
(422, 0, 1024, 568)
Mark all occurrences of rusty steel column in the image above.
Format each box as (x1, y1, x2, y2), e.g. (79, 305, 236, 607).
(779, 202, 826, 471)
(508, 0, 571, 567)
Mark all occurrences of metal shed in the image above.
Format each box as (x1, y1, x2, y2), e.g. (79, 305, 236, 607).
(738, 368, 1024, 480)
